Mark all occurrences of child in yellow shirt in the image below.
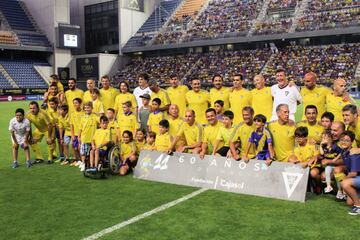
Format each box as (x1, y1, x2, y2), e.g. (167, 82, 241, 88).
(91, 88, 104, 117)
(136, 128, 146, 155)
(143, 131, 156, 151)
(155, 120, 172, 152)
(58, 104, 71, 164)
(119, 130, 137, 176)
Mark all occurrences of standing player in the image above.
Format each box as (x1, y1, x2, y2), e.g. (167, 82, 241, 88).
(210, 74, 230, 110)
(114, 81, 137, 115)
(149, 80, 171, 113)
(70, 98, 84, 165)
(133, 73, 152, 114)
(251, 74, 272, 121)
(65, 78, 84, 113)
(167, 74, 188, 118)
(229, 73, 252, 124)
(147, 98, 165, 134)
(270, 69, 302, 121)
(9, 108, 31, 168)
(185, 77, 210, 125)
(117, 101, 138, 136)
(100, 75, 119, 111)
(342, 104, 360, 147)
(83, 78, 96, 104)
(200, 108, 222, 159)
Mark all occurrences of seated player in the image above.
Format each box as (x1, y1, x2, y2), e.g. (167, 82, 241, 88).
(339, 131, 360, 215)
(155, 120, 172, 152)
(58, 104, 71, 165)
(214, 100, 224, 122)
(9, 108, 31, 168)
(135, 128, 147, 155)
(148, 98, 165, 135)
(319, 130, 342, 194)
(91, 88, 105, 117)
(78, 102, 99, 172)
(119, 130, 137, 176)
(89, 116, 111, 171)
(212, 110, 235, 157)
(289, 127, 321, 193)
(321, 112, 334, 130)
(243, 114, 274, 166)
(143, 131, 156, 150)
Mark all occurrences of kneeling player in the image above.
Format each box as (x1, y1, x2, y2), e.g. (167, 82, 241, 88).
(212, 110, 235, 157)
(119, 131, 137, 176)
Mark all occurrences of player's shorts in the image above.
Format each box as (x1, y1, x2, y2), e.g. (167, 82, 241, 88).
(80, 143, 91, 156)
(216, 146, 230, 157)
(256, 152, 270, 160)
(353, 176, 360, 197)
(99, 149, 107, 158)
(63, 136, 71, 145)
(72, 136, 79, 149)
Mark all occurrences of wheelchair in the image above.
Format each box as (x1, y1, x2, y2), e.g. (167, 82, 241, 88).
(84, 128, 121, 179)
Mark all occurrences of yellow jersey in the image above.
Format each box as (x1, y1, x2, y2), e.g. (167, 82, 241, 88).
(251, 87, 272, 121)
(268, 121, 296, 162)
(168, 117, 184, 137)
(92, 99, 104, 116)
(301, 85, 331, 120)
(210, 87, 230, 110)
(347, 118, 360, 147)
(231, 122, 256, 159)
(100, 87, 119, 111)
(114, 92, 137, 117)
(325, 93, 352, 122)
(79, 113, 99, 143)
(83, 90, 92, 104)
(56, 81, 64, 93)
(70, 110, 84, 137)
(177, 122, 203, 146)
(297, 120, 324, 143)
(92, 128, 110, 150)
(46, 108, 59, 125)
(136, 140, 146, 155)
(143, 143, 156, 151)
(155, 132, 172, 152)
(203, 121, 222, 154)
(148, 111, 165, 135)
(65, 89, 84, 113)
(167, 85, 189, 118)
(108, 119, 119, 142)
(216, 125, 235, 147)
(26, 109, 51, 133)
(120, 141, 136, 159)
(117, 113, 138, 135)
(151, 88, 171, 109)
(229, 88, 252, 124)
(294, 143, 319, 164)
(185, 90, 210, 125)
(58, 114, 71, 136)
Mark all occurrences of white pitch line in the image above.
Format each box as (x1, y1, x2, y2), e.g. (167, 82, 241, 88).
(82, 188, 208, 240)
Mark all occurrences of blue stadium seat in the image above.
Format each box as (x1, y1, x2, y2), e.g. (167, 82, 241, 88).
(0, 72, 13, 89)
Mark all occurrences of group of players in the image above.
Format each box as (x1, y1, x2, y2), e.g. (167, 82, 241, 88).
(8, 70, 360, 215)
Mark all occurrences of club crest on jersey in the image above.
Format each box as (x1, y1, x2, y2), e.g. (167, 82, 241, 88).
(285, 91, 289, 96)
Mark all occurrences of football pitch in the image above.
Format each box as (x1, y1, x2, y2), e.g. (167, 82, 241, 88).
(1, 101, 360, 240)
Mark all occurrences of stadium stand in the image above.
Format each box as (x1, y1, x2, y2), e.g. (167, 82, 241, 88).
(0, 59, 49, 88)
(183, 0, 263, 41)
(153, 0, 206, 45)
(0, 0, 51, 47)
(124, 0, 182, 48)
(0, 71, 13, 88)
(0, 31, 17, 45)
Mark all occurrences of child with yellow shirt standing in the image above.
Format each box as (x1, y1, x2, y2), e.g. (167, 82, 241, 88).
(155, 120, 172, 152)
(70, 98, 84, 165)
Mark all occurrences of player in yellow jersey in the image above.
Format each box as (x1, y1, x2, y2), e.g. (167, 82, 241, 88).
(213, 110, 235, 157)
(43, 83, 65, 107)
(143, 131, 156, 150)
(89, 116, 111, 171)
(297, 105, 323, 144)
(229, 106, 256, 160)
(200, 108, 222, 159)
(300, 72, 331, 120)
(343, 104, 360, 147)
(251, 74, 272, 121)
(114, 81, 137, 116)
(65, 78, 84, 113)
(107, 108, 120, 143)
(26, 101, 55, 164)
(320, 112, 334, 130)
(229, 73, 252, 124)
(135, 128, 146, 155)
(149, 80, 171, 113)
(91, 88, 105, 117)
(155, 120, 172, 152)
(70, 98, 84, 164)
(185, 78, 210, 125)
(49, 74, 64, 93)
(326, 78, 355, 121)
(78, 102, 99, 172)
(119, 130, 137, 176)
(147, 98, 165, 134)
(167, 74, 188, 117)
(168, 109, 202, 153)
(268, 104, 296, 162)
(83, 79, 96, 104)
(47, 97, 64, 161)
(100, 75, 119, 111)
(210, 74, 230, 110)
(117, 101, 139, 136)
(58, 104, 71, 164)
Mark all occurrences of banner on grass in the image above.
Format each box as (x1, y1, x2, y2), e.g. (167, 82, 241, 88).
(134, 150, 309, 202)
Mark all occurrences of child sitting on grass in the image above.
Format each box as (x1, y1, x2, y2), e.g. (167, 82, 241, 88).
(119, 130, 137, 176)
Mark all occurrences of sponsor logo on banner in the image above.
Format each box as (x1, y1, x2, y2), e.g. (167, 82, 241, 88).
(135, 151, 309, 202)
(26, 95, 40, 101)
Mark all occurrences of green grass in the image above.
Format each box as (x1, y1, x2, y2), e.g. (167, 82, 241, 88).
(0, 101, 359, 240)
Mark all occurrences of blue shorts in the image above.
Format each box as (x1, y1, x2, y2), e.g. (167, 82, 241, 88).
(55, 129, 63, 140)
(256, 152, 270, 160)
(63, 136, 71, 145)
(72, 137, 79, 149)
(99, 149, 107, 158)
(80, 143, 91, 156)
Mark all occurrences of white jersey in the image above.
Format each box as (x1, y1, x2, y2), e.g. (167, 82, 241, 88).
(8, 117, 30, 144)
(133, 86, 152, 109)
(271, 84, 302, 121)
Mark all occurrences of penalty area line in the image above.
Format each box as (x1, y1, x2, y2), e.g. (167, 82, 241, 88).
(82, 188, 208, 240)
